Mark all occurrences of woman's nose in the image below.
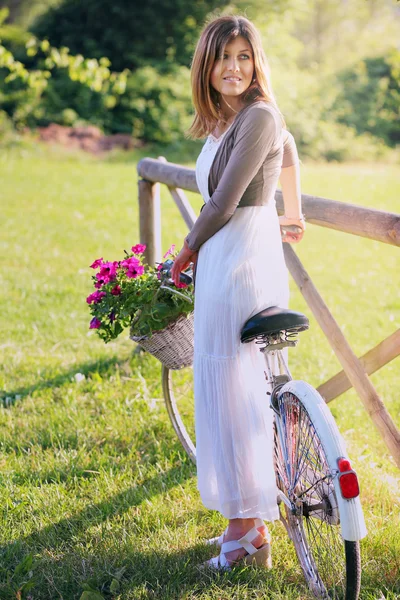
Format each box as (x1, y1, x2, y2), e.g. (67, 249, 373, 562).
(226, 57, 240, 71)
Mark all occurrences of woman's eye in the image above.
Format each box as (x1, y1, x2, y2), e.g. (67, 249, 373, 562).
(221, 54, 250, 59)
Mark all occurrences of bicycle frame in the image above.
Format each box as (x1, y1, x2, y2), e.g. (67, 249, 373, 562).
(260, 341, 367, 543)
(259, 345, 296, 513)
(259, 344, 292, 416)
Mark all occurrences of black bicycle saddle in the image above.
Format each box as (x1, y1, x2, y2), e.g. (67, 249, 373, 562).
(241, 306, 309, 343)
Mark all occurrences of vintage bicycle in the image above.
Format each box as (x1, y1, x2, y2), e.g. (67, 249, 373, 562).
(158, 256, 367, 600)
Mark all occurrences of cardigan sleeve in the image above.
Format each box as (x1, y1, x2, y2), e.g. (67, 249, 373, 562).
(281, 129, 299, 168)
(185, 106, 280, 252)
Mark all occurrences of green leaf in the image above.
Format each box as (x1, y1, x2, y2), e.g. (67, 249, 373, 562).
(79, 592, 105, 600)
(20, 579, 37, 593)
(113, 565, 127, 580)
(14, 553, 33, 577)
(109, 578, 120, 593)
(40, 39, 50, 52)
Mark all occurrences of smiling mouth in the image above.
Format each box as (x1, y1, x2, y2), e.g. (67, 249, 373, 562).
(223, 77, 242, 82)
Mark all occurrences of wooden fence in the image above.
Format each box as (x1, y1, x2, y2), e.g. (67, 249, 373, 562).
(137, 155, 400, 469)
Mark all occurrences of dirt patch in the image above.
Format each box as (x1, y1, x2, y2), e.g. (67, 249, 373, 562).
(38, 124, 142, 154)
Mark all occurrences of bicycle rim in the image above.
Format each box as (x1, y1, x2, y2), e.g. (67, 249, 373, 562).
(274, 390, 361, 599)
(162, 365, 196, 464)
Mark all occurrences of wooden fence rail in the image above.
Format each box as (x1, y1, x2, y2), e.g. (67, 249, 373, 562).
(137, 156, 400, 468)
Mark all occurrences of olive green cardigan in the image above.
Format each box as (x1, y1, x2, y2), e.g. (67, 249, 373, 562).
(186, 100, 299, 252)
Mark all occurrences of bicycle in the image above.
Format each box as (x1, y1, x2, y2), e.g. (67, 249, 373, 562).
(159, 259, 367, 600)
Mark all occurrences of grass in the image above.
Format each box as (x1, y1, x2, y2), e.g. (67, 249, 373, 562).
(0, 139, 399, 599)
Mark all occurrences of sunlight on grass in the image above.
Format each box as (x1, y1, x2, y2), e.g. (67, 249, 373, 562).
(0, 143, 399, 599)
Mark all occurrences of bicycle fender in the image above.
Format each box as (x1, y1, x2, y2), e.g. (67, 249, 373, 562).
(279, 380, 368, 542)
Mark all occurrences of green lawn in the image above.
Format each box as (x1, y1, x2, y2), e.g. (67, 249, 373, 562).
(0, 141, 399, 599)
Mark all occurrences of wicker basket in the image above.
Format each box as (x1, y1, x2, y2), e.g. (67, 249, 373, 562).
(130, 312, 194, 370)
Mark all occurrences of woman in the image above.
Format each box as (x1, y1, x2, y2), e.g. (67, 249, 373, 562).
(171, 14, 305, 570)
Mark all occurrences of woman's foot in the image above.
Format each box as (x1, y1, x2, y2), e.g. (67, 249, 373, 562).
(223, 518, 269, 566)
(201, 518, 272, 571)
(206, 517, 268, 547)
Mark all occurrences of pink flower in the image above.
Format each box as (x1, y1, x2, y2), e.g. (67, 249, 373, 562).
(176, 282, 188, 289)
(121, 256, 144, 279)
(89, 317, 102, 329)
(126, 264, 145, 279)
(131, 244, 146, 255)
(97, 261, 118, 284)
(111, 285, 121, 296)
(163, 244, 175, 259)
(86, 291, 106, 304)
(94, 280, 104, 289)
(90, 257, 103, 269)
(156, 264, 163, 271)
(121, 256, 140, 270)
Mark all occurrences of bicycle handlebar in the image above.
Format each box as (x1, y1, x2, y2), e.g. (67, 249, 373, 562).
(157, 259, 194, 303)
(158, 259, 193, 286)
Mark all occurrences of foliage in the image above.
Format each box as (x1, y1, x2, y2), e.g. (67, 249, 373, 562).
(334, 50, 400, 148)
(0, 14, 31, 55)
(278, 0, 399, 75)
(34, 63, 193, 139)
(0, 8, 192, 141)
(272, 62, 391, 162)
(31, 0, 228, 71)
(87, 245, 194, 343)
(114, 65, 193, 141)
(0, 0, 60, 29)
(1, 1, 399, 157)
(0, 8, 128, 131)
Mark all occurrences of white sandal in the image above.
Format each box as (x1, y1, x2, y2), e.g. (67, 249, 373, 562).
(200, 523, 272, 571)
(205, 518, 266, 547)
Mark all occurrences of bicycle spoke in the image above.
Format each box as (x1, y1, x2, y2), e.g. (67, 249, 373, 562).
(275, 391, 348, 598)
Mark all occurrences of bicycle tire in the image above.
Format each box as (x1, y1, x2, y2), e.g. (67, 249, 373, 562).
(162, 365, 196, 464)
(274, 380, 366, 599)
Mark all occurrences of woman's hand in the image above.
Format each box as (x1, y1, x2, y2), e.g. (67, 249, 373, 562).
(170, 240, 198, 286)
(279, 215, 306, 244)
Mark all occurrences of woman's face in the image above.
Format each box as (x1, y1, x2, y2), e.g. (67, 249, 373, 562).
(210, 35, 254, 103)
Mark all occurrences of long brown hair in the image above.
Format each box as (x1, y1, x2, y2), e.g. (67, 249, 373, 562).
(186, 15, 284, 140)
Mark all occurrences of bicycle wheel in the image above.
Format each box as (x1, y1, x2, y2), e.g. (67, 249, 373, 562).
(162, 365, 196, 464)
(273, 380, 366, 599)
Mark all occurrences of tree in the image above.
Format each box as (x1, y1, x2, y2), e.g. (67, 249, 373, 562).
(31, 0, 228, 72)
(334, 50, 400, 147)
(0, 0, 59, 28)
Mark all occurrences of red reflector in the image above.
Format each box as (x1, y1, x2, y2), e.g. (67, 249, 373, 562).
(338, 458, 351, 472)
(338, 472, 360, 498)
(337, 457, 360, 498)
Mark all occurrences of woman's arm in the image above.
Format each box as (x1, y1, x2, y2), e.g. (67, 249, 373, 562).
(279, 130, 305, 243)
(280, 163, 302, 215)
(185, 106, 280, 253)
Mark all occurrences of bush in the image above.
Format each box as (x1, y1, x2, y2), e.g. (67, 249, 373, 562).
(0, 108, 13, 139)
(334, 50, 400, 148)
(0, 9, 30, 58)
(16, 63, 193, 140)
(31, 0, 226, 71)
(274, 65, 392, 162)
(305, 121, 390, 162)
(113, 65, 193, 142)
(0, 28, 129, 131)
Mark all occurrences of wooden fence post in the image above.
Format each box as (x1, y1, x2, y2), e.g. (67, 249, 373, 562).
(138, 178, 162, 266)
(283, 244, 400, 468)
(317, 329, 400, 402)
(136, 156, 400, 469)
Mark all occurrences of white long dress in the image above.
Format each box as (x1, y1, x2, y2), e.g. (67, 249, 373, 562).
(194, 124, 289, 521)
